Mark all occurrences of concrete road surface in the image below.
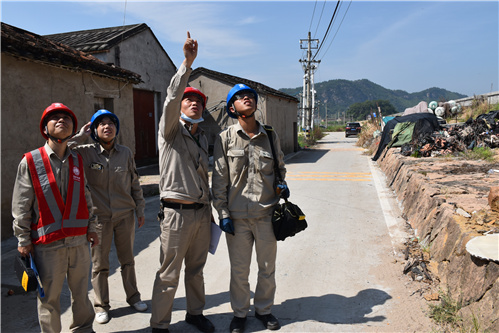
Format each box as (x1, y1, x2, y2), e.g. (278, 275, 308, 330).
(1, 132, 436, 332)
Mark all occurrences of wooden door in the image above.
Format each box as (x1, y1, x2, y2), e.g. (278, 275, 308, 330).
(133, 89, 157, 163)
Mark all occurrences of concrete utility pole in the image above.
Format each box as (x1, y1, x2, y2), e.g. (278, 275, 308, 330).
(299, 32, 320, 136)
(324, 101, 328, 127)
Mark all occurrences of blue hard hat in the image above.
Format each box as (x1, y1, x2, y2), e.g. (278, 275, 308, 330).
(90, 109, 120, 142)
(226, 84, 258, 119)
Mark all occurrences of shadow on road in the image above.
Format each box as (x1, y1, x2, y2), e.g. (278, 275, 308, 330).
(275, 288, 392, 326)
(286, 149, 329, 165)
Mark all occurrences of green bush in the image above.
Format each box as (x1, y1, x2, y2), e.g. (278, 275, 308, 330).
(298, 126, 326, 148)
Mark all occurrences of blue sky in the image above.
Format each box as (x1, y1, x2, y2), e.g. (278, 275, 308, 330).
(2, 1, 498, 97)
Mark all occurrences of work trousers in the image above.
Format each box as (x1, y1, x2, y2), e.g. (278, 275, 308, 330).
(226, 216, 277, 318)
(150, 205, 211, 329)
(34, 241, 94, 333)
(91, 211, 141, 312)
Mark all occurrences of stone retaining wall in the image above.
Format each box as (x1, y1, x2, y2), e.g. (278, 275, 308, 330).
(376, 149, 499, 331)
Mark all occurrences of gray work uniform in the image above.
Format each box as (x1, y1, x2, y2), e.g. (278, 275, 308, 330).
(212, 122, 286, 318)
(150, 63, 211, 330)
(12, 143, 96, 333)
(69, 138, 145, 312)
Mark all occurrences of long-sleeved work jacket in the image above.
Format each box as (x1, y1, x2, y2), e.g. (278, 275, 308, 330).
(212, 122, 286, 220)
(68, 137, 145, 221)
(158, 63, 210, 204)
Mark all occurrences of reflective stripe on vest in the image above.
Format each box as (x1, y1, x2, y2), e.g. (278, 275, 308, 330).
(25, 147, 89, 244)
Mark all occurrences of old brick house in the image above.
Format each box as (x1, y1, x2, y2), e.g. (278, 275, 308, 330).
(45, 24, 176, 165)
(1, 22, 141, 238)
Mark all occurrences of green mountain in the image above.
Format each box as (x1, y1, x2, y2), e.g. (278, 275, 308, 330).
(279, 79, 466, 118)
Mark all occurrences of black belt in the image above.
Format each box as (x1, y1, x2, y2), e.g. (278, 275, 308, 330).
(161, 200, 205, 210)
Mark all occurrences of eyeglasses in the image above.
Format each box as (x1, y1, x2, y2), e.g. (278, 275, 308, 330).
(234, 93, 255, 101)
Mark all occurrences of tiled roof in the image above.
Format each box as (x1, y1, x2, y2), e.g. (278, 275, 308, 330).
(1, 22, 142, 83)
(191, 67, 299, 103)
(44, 23, 149, 53)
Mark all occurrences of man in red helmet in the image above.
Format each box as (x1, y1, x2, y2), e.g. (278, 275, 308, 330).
(150, 32, 214, 333)
(12, 103, 99, 333)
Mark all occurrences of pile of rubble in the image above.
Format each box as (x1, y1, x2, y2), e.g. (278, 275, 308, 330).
(401, 110, 499, 157)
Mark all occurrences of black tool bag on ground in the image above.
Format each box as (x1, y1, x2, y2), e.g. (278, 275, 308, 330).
(264, 125, 308, 241)
(14, 254, 38, 292)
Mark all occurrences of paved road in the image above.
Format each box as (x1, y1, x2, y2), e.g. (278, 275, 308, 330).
(1, 132, 436, 332)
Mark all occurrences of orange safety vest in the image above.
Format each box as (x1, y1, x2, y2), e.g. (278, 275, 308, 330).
(25, 147, 89, 244)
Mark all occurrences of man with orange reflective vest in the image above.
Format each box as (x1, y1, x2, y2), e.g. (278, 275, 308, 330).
(12, 103, 99, 333)
(69, 109, 147, 324)
(150, 32, 214, 333)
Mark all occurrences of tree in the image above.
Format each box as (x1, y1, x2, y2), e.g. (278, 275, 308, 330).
(346, 99, 396, 120)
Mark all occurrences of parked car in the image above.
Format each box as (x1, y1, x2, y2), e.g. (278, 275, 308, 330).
(345, 122, 362, 137)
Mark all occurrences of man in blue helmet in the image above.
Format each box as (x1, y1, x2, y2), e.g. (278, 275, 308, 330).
(69, 109, 146, 324)
(212, 84, 289, 333)
(150, 32, 214, 333)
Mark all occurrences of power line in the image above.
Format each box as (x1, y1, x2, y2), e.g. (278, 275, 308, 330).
(313, 0, 341, 61)
(319, 0, 353, 61)
(308, 0, 318, 33)
(312, 1, 328, 39)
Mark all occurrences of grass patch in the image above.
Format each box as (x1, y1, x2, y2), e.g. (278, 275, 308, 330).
(429, 290, 462, 328)
(328, 124, 346, 132)
(459, 147, 495, 162)
(447, 100, 499, 123)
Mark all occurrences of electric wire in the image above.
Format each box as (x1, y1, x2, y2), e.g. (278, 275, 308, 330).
(312, 0, 341, 61)
(319, 0, 352, 61)
(315, 0, 342, 62)
(308, 0, 318, 33)
(313, 1, 328, 39)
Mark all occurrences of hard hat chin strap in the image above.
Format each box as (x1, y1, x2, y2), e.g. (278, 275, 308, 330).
(45, 126, 73, 143)
(93, 127, 116, 145)
(231, 104, 255, 119)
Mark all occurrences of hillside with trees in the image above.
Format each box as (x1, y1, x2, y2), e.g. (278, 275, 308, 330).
(279, 79, 466, 121)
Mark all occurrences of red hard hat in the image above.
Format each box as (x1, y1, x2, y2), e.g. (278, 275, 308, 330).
(39, 103, 78, 140)
(183, 87, 207, 109)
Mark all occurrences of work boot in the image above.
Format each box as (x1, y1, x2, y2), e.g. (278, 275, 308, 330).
(151, 328, 170, 333)
(229, 316, 246, 333)
(255, 312, 280, 330)
(185, 313, 215, 333)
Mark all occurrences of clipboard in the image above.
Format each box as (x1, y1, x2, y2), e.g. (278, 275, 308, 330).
(29, 255, 45, 298)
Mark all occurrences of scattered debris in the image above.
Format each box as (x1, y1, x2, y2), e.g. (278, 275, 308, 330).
(424, 292, 440, 301)
(489, 186, 499, 212)
(402, 238, 433, 283)
(400, 110, 499, 157)
(456, 208, 471, 218)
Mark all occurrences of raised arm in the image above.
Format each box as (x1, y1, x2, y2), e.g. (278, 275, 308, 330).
(159, 32, 199, 141)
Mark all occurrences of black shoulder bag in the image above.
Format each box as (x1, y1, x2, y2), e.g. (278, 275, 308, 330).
(264, 125, 307, 241)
